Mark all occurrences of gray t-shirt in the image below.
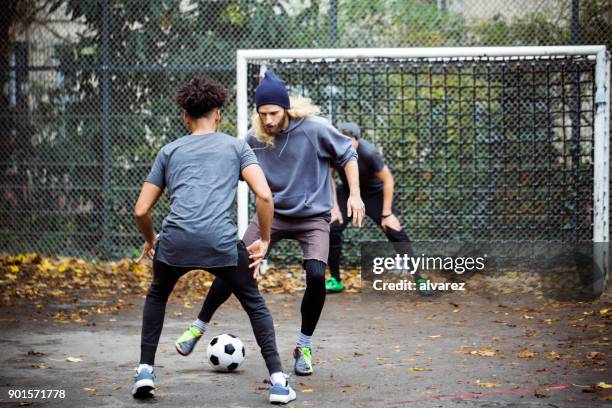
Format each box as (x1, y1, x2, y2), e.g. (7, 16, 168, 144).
(145, 132, 258, 268)
(247, 116, 357, 217)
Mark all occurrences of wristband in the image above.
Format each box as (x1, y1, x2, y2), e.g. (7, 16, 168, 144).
(382, 213, 393, 218)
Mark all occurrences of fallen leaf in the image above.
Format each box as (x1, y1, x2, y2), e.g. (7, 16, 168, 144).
(66, 356, 83, 363)
(587, 352, 604, 360)
(476, 379, 500, 388)
(302, 388, 313, 393)
(408, 367, 431, 371)
(517, 350, 537, 358)
(470, 348, 497, 357)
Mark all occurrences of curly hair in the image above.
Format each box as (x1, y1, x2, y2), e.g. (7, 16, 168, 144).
(175, 77, 228, 118)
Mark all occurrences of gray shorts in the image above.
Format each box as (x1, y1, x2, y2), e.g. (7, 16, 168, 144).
(242, 213, 331, 264)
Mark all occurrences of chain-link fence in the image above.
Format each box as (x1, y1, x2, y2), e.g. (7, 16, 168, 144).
(1, 0, 610, 262)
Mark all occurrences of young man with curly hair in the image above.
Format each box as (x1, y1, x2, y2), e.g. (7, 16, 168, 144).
(133, 77, 296, 404)
(177, 71, 365, 377)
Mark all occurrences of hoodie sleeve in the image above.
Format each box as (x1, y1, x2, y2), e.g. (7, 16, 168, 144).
(317, 121, 358, 167)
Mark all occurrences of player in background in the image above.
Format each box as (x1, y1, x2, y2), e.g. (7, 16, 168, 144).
(326, 122, 432, 296)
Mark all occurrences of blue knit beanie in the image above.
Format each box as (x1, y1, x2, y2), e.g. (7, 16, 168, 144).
(255, 71, 290, 110)
(337, 122, 361, 139)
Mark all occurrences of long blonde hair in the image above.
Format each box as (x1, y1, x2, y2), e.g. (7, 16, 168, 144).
(251, 96, 321, 146)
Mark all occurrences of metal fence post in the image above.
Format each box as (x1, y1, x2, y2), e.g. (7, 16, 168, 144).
(571, 0, 580, 45)
(571, 0, 581, 241)
(328, 0, 338, 124)
(101, 0, 112, 257)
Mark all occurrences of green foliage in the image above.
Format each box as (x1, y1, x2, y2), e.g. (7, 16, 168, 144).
(473, 0, 611, 47)
(337, 0, 468, 46)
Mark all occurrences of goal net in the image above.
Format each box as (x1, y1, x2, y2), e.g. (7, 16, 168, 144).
(236, 47, 609, 272)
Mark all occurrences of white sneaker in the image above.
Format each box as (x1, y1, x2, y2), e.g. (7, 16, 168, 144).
(269, 373, 296, 404)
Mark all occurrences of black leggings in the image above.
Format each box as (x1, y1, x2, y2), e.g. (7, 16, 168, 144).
(200, 259, 326, 337)
(139, 241, 282, 374)
(329, 187, 417, 280)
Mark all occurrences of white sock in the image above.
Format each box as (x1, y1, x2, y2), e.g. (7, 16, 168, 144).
(270, 372, 286, 386)
(297, 332, 312, 349)
(138, 363, 153, 373)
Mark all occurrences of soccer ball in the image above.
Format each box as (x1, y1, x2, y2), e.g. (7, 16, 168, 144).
(206, 333, 245, 372)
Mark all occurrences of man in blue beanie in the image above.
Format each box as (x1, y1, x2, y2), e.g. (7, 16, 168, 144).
(178, 70, 365, 377)
(325, 123, 431, 296)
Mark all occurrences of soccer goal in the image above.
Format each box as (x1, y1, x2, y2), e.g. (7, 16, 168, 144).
(235, 46, 609, 279)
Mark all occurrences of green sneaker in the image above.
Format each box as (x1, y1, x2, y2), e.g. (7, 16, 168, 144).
(175, 326, 203, 356)
(293, 347, 313, 376)
(325, 277, 345, 293)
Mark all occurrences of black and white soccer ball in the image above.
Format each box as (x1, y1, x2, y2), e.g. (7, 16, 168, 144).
(206, 333, 245, 372)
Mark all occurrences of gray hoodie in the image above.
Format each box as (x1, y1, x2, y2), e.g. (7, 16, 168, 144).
(247, 116, 357, 217)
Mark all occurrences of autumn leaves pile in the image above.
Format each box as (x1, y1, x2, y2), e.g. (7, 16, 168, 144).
(0, 253, 361, 307)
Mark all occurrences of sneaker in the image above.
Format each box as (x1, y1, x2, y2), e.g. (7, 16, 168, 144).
(132, 366, 155, 399)
(293, 347, 313, 376)
(175, 326, 203, 356)
(325, 276, 345, 293)
(269, 373, 297, 404)
(415, 277, 434, 297)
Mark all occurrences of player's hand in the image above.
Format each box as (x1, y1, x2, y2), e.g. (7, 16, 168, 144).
(330, 204, 344, 225)
(246, 239, 269, 279)
(346, 194, 365, 227)
(136, 235, 158, 262)
(381, 213, 401, 232)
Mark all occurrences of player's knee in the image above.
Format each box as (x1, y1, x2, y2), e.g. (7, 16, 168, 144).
(244, 299, 269, 321)
(146, 283, 172, 302)
(304, 260, 326, 286)
(385, 228, 408, 242)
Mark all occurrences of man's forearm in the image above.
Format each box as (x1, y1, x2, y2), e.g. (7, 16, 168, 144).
(135, 213, 156, 244)
(382, 177, 394, 215)
(343, 160, 361, 197)
(256, 195, 274, 242)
